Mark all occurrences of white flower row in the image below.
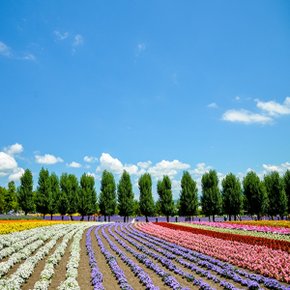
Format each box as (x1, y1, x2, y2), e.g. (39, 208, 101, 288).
(33, 227, 80, 290)
(57, 224, 91, 290)
(0, 224, 77, 289)
(0, 224, 71, 277)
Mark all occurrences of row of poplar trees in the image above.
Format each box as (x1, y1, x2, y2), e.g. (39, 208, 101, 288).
(1, 168, 290, 221)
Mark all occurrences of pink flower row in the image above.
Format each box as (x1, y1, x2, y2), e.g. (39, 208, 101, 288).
(191, 221, 290, 235)
(136, 222, 290, 283)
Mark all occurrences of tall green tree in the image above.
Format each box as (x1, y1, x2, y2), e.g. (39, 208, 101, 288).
(201, 170, 222, 222)
(67, 174, 79, 220)
(0, 186, 6, 213)
(36, 168, 51, 218)
(264, 171, 287, 219)
(79, 173, 97, 221)
(138, 173, 155, 222)
(243, 171, 268, 220)
(118, 171, 134, 222)
(59, 173, 70, 220)
(3, 181, 18, 214)
(49, 173, 60, 220)
(179, 171, 198, 219)
(284, 170, 290, 216)
(18, 169, 34, 215)
(221, 173, 243, 221)
(157, 175, 174, 222)
(99, 170, 117, 222)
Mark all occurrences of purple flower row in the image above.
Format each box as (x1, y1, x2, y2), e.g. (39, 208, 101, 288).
(104, 224, 191, 290)
(100, 225, 160, 290)
(127, 224, 290, 290)
(85, 226, 105, 290)
(93, 225, 134, 290)
(109, 223, 216, 290)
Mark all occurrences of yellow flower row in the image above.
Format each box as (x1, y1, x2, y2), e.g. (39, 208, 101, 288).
(228, 220, 290, 228)
(0, 220, 71, 235)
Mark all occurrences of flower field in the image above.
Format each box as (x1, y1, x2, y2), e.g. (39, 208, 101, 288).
(0, 221, 289, 289)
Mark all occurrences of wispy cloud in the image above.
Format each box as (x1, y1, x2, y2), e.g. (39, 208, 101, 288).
(222, 109, 272, 124)
(0, 41, 12, 57)
(73, 34, 84, 47)
(256, 97, 290, 116)
(4, 143, 23, 156)
(54, 30, 69, 41)
(84, 155, 98, 163)
(207, 102, 218, 109)
(222, 96, 290, 125)
(135, 42, 146, 57)
(262, 162, 290, 174)
(35, 154, 64, 165)
(67, 161, 81, 168)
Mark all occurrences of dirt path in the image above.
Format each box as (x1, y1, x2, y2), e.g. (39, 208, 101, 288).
(77, 231, 93, 289)
(90, 227, 120, 290)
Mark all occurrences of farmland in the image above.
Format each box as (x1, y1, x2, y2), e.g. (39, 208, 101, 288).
(0, 220, 289, 289)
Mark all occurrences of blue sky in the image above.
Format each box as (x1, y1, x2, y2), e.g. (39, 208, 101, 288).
(0, 0, 290, 198)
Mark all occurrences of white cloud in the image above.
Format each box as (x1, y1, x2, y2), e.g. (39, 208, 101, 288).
(235, 96, 240, 101)
(67, 161, 81, 168)
(4, 143, 23, 156)
(8, 168, 25, 182)
(124, 164, 139, 175)
(207, 102, 218, 109)
(190, 163, 212, 176)
(0, 41, 12, 57)
(137, 161, 152, 169)
(263, 162, 290, 174)
(35, 154, 64, 165)
(22, 53, 36, 61)
(0, 152, 18, 171)
(256, 97, 290, 116)
(84, 155, 98, 163)
(54, 30, 69, 41)
(222, 109, 272, 124)
(148, 160, 190, 179)
(73, 34, 84, 47)
(97, 153, 124, 174)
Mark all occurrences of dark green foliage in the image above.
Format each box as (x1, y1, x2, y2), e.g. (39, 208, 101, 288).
(36, 168, 51, 218)
(18, 169, 34, 215)
(133, 199, 141, 216)
(157, 175, 174, 222)
(49, 173, 60, 219)
(243, 171, 268, 220)
(284, 170, 290, 215)
(118, 171, 134, 222)
(79, 173, 97, 220)
(179, 171, 198, 218)
(3, 181, 18, 214)
(59, 173, 70, 220)
(0, 186, 6, 213)
(264, 171, 287, 219)
(222, 173, 243, 221)
(99, 170, 116, 221)
(201, 170, 222, 221)
(138, 173, 155, 222)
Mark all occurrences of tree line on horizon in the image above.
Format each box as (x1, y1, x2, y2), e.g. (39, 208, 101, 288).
(0, 168, 290, 221)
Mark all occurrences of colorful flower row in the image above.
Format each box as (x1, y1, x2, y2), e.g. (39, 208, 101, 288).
(137, 222, 290, 283)
(189, 221, 290, 235)
(0, 220, 68, 234)
(158, 222, 290, 253)
(228, 220, 290, 229)
(129, 224, 287, 290)
(177, 222, 290, 242)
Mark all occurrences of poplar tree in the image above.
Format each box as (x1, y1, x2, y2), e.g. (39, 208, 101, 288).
(264, 171, 287, 219)
(284, 170, 290, 215)
(179, 171, 198, 220)
(18, 169, 34, 215)
(118, 171, 134, 222)
(201, 170, 222, 222)
(49, 173, 60, 220)
(138, 173, 155, 222)
(157, 175, 174, 222)
(99, 170, 116, 222)
(222, 173, 243, 221)
(4, 181, 18, 214)
(36, 168, 51, 218)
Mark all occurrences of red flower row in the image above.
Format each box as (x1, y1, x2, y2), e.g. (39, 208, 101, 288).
(155, 222, 290, 253)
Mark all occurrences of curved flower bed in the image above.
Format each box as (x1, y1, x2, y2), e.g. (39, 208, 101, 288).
(189, 221, 290, 235)
(158, 222, 290, 253)
(228, 221, 290, 228)
(137, 223, 290, 283)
